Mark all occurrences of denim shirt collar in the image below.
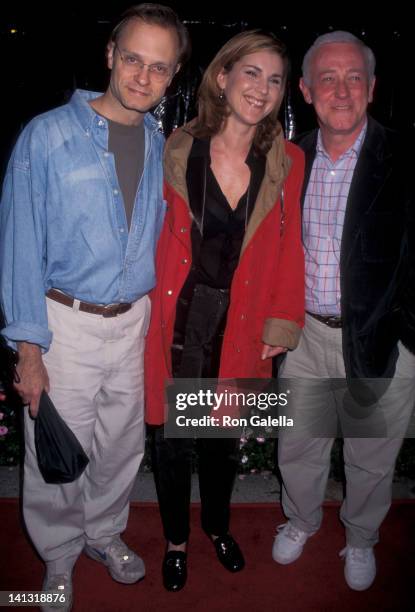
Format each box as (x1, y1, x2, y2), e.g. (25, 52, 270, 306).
(70, 89, 161, 136)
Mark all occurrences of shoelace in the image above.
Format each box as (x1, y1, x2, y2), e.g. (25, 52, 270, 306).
(339, 546, 371, 563)
(107, 538, 133, 563)
(276, 522, 303, 542)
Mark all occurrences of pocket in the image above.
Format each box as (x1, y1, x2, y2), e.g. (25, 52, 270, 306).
(46, 298, 81, 344)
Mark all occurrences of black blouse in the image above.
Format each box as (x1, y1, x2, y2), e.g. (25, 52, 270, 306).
(186, 137, 266, 289)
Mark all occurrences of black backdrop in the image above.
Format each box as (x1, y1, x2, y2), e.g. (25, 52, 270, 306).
(0, 4, 413, 175)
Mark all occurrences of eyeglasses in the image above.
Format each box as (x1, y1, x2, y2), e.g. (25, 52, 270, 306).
(114, 44, 173, 82)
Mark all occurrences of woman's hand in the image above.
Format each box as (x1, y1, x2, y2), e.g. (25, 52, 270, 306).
(261, 344, 288, 360)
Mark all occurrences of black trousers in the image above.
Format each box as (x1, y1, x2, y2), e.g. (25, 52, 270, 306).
(152, 282, 239, 545)
(151, 427, 239, 544)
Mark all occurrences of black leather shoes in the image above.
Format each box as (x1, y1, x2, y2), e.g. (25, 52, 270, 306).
(162, 551, 187, 592)
(213, 535, 245, 572)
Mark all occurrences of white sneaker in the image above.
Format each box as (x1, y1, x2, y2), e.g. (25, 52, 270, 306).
(272, 522, 311, 564)
(41, 571, 72, 612)
(340, 545, 376, 591)
(84, 536, 145, 584)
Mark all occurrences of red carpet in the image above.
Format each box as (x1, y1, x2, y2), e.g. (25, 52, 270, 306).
(0, 499, 414, 611)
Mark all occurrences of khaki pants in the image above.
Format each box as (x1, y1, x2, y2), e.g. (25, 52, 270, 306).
(278, 313, 415, 547)
(23, 295, 150, 573)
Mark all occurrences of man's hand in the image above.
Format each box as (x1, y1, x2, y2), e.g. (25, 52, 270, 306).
(15, 342, 49, 417)
(261, 344, 288, 360)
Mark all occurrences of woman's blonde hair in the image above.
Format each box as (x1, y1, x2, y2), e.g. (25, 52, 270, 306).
(192, 30, 290, 155)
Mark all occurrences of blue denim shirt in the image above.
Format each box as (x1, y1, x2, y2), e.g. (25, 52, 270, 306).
(0, 89, 166, 351)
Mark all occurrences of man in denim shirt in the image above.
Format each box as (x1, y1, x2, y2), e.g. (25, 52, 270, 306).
(0, 4, 189, 608)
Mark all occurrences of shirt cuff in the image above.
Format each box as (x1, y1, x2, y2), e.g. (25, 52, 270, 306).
(1, 322, 53, 353)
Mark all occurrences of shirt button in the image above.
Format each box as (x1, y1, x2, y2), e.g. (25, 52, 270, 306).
(98, 119, 105, 127)
(167, 290, 173, 296)
(182, 259, 188, 264)
(180, 227, 187, 233)
(120, 228, 125, 233)
(236, 347, 241, 353)
(240, 314, 246, 320)
(113, 189, 119, 195)
(330, 170, 336, 176)
(244, 280, 249, 285)
(104, 152, 109, 158)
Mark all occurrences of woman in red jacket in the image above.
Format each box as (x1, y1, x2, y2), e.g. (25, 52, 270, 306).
(145, 30, 305, 591)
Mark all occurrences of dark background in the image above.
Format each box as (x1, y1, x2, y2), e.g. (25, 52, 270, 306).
(0, 4, 413, 176)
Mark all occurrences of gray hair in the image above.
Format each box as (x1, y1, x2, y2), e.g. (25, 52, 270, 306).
(302, 31, 376, 86)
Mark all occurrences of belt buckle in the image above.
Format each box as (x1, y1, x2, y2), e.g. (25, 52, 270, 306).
(327, 315, 341, 327)
(102, 303, 118, 318)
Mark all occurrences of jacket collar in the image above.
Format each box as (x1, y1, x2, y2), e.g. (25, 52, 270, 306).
(296, 115, 393, 267)
(297, 115, 391, 206)
(341, 116, 393, 267)
(164, 119, 292, 254)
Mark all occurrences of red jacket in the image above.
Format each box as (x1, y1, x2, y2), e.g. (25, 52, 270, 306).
(145, 125, 305, 425)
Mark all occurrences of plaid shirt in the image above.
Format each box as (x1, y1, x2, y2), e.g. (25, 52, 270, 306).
(303, 123, 367, 315)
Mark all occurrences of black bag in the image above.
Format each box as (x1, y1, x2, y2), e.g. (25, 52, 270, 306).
(34, 391, 89, 484)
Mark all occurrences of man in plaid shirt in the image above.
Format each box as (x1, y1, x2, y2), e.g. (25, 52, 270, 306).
(273, 31, 415, 591)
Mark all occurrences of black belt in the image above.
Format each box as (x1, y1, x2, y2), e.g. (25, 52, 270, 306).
(46, 289, 132, 318)
(306, 311, 342, 328)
